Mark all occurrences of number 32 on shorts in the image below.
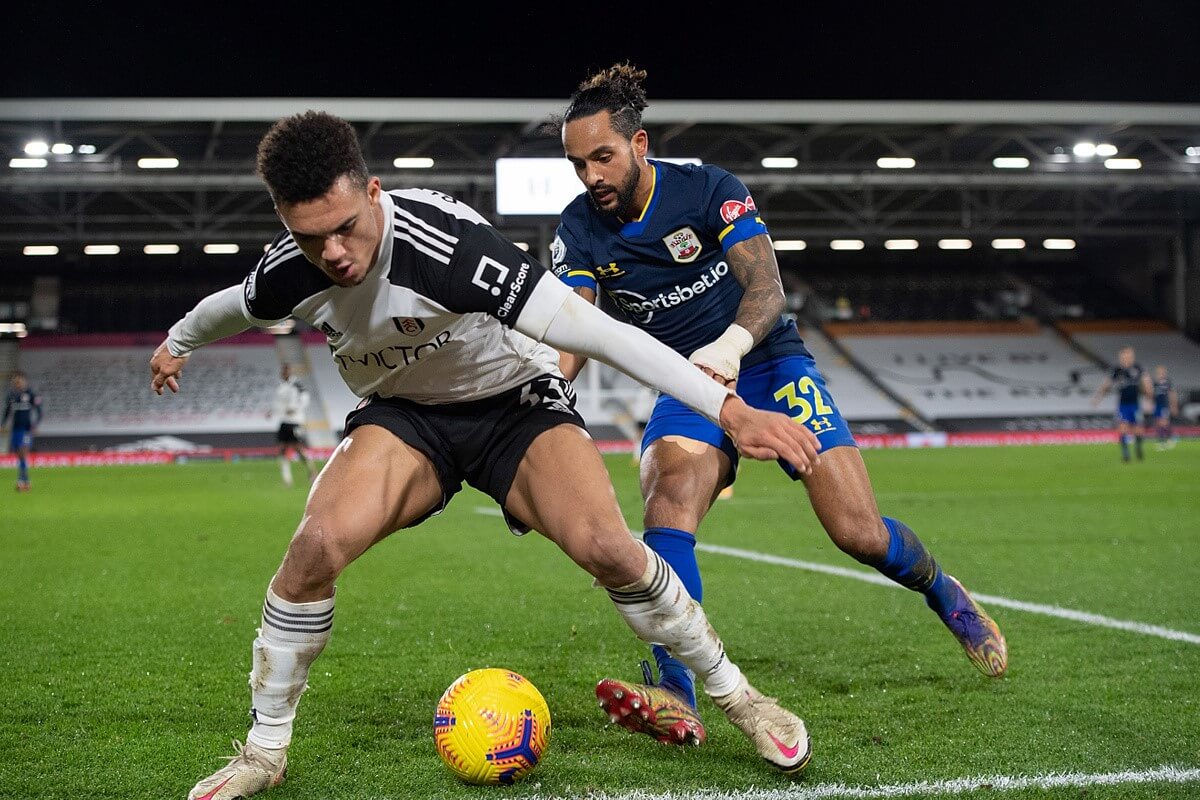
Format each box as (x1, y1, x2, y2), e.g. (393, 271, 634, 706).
(773, 376, 835, 432)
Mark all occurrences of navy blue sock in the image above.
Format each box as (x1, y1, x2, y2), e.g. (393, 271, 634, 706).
(1135, 435, 1143, 460)
(1120, 435, 1130, 461)
(17, 455, 29, 484)
(643, 527, 701, 707)
(876, 517, 957, 618)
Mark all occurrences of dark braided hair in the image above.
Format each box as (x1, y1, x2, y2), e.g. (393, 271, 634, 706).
(563, 62, 649, 137)
(256, 111, 368, 205)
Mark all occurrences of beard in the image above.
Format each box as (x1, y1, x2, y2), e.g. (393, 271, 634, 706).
(588, 156, 641, 218)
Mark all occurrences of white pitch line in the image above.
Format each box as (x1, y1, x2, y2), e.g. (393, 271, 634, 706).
(696, 543, 1200, 646)
(470, 507, 1200, 646)
(525, 765, 1200, 800)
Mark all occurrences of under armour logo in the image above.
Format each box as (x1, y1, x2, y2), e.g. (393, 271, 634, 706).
(810, 417, 835, 434)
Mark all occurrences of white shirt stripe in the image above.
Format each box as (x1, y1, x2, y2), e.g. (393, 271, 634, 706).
(262, 240, 300, 272)
(394, 217, 453, 256)
(394, 205, 460, 245)
(393, 228, 451, 264)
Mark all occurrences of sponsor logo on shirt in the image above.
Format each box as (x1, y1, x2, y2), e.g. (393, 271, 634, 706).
(607, 261, 729, 323)
(662, 226, 702, 263)
(319, 322, 343, 341)
(496, 261, 531, 319)
(332, 331, 453, 370)
(720, 195, 757, 225)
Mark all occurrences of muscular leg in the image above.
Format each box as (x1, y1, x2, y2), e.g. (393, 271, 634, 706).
(189, 424, 446, 799)
(505, 425, 811, 769)
(635, 436, 730, 705)
(505, 426, 740, 692)
(802, 446, 1006, 676)
(249, 424, 443, 749)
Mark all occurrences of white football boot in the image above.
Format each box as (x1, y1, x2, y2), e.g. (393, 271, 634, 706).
(187, 740, 287, 799)
(711, 676, 812, 774)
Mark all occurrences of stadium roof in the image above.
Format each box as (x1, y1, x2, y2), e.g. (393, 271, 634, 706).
(2, 99, 1198, 251)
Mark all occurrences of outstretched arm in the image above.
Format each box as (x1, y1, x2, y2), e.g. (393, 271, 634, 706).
(514, 273, 821, 474)
(150, 285, 253, 395)
(690, 233, 785, 385)
(1090, 377, 1112, 407)
(555, 286, 597, 381)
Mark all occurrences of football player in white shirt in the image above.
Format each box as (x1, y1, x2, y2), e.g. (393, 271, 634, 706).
(270, 364, 316, 486)
(151, 112, 821, 799)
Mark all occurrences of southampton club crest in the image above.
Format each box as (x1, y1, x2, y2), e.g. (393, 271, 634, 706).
(662, 226, 702, 264)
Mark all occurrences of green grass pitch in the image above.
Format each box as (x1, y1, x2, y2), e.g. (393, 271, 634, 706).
(1, 443, 1198, 799)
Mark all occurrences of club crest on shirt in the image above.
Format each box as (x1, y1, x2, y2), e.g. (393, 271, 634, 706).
(550, 234, 566, 266)
(393, 317, 426, 336)
(662, 226, 702, 263)
(720, 195, 757, 225)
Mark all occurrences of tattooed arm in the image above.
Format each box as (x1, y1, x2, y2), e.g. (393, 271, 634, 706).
(690, 233, 785, 384)
(727, 233, 786, 343)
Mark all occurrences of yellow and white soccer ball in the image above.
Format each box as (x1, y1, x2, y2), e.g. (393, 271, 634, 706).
(433, 668, 552, 785)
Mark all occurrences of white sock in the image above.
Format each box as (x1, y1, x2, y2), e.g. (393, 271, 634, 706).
(279, 457, 293, 486)
(606, 541, 743, 698)
(246, 587, 334, 750)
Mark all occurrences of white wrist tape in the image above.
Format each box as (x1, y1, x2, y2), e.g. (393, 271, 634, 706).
(689, 323, 755, 381)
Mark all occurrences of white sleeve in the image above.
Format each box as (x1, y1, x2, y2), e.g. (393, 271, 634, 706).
(165, 285, 255, 357)
(513, 273, 732, 425)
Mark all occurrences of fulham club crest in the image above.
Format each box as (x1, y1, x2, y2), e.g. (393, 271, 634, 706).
(393, 317, 425, 336)
(662, 227, 702, 263)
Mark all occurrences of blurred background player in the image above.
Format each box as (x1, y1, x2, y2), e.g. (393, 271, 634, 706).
(1151, 364, 1179, 450)
(552, 63, 1007, 747)
(1090, 346, 1153, 462)
(3, 371, 42, 492)
(271, 363, 316, 486)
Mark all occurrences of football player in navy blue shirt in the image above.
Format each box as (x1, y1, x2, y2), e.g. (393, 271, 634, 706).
(1091, 346, 1153, 461)
(1150, 364, 1178, 450)
(2, 371, 42, 491)
(552, 63, 1007, 747)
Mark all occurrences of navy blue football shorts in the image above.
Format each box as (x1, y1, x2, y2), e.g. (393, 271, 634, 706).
(1116, 403, 1141, 425)
(641, 354, 856, 484)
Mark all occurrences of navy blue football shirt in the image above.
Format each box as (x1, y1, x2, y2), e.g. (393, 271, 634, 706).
(552, 160, 809, 370)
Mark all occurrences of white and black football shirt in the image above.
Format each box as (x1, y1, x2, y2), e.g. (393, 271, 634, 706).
(242, 189, 561, 404)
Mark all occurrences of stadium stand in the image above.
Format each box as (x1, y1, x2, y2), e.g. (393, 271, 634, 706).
(1013, 265, 1155, 320)
(802, 266, 1033, 322)
(796, 325, 912, 427)
(16, 334, 279, 441)
(827, 321, 1108, 429)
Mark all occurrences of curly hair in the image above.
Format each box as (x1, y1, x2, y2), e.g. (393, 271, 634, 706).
(255, 111, 368, 204)
(563, 62, 649, 137)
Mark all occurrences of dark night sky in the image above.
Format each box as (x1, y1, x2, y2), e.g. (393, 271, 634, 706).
(3, 1, 1198, 103)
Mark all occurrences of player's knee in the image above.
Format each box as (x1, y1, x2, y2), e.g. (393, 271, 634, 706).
(565, 524, 643, 587)
(824, 509, 889, 563)
(642, 475, 708, 530)
(277, 518, 352, 596)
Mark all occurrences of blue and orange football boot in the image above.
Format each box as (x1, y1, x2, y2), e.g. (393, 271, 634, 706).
(595, 661, 706, 746)
(939, 576, 1008, 677)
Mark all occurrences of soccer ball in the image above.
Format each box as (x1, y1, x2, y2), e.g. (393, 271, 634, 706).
(433, 668, 551, 785)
